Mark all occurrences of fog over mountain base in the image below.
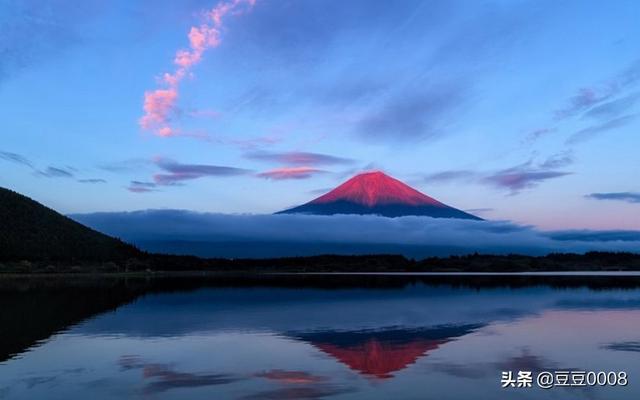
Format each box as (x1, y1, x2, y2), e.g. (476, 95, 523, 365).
(70, 210, 640, 259)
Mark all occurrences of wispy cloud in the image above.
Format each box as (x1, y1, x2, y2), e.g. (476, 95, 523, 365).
(119, 355, 239, 394)
(187, 108, 221, 119)
(308, 187, 332, 195)
(423, 170, 478, 184)
(524, 128, 556, 143)
(465, 208, 494, 214)
(566, 114, 636, 144)
(246, 151, 354, 166)
(555, 59, 640, 120)
(484, 167, 570, 193)
(583, 91, 640, 120)
(121, 157, 252, 191)
(585, 192, 640, 204)
(39, 166, 74, 178)
(0, 2, 95, 85)
(555, 88, 615, 120)
(190, 134, 283, 149)
(77, 178, 106, 184)
(230, 135, 283, 150)
(139, 0, 257, 137)
(257, 167, 326, 180)
(423, 153, 572, 194)
(356, 86, 464, 142)
(99, 159, 152, 173)
(153, 157, 251, 185)
(127, 181, 158, 193)
(526, 59, 640, 144)
(1, 150, 104, 183)
(538, 151, 573, 169)
(0, 150, 33, 168)
(319, 80, 386, 105)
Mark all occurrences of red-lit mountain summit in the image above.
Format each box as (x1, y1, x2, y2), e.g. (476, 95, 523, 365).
(278, 171, 481, 220)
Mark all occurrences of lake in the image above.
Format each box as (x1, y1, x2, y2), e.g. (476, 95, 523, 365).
(0, 274, 639, 399)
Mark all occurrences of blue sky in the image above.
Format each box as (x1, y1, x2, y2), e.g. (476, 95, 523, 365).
(1, 0, 639, 230)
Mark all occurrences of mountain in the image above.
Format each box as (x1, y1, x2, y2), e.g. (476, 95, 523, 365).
(277, 171, 482, 220)
(0, 187, 139, 262)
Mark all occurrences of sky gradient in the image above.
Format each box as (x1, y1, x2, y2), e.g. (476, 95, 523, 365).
(1, 0, 639, 230)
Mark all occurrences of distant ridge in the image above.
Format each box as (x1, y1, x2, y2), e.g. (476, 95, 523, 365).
(278, 171, 481, 220)
(0, 187, 139, 261)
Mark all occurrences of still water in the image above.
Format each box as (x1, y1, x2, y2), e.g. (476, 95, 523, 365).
(0, 274, 639, 399)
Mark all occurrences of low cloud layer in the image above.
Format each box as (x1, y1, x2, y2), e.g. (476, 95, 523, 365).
(71, 210, 640, 259)
(546, 230, 640, 242)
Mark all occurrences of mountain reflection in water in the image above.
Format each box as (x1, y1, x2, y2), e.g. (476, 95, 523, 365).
(1, 274, 639, 400)
(290, 326, 481, 379)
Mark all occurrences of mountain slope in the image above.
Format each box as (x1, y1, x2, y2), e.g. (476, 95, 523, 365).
(278, 171, 481, 220)
(0, 187, 139, 261)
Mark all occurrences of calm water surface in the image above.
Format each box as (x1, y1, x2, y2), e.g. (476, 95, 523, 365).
(0, 275, 639, 399)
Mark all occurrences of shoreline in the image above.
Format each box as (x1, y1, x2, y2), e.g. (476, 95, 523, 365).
(3, 269, 640, 279)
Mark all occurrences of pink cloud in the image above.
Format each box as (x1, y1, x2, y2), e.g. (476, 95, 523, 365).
(140, 88, 178, 133)
(128, 187, 154, 193)
(246, 151, 354, 166)
(139, 0, 256, 136)
(257, 167, 326, 180)
(255, 370, 327, 384)
(157, 126, 174, 137)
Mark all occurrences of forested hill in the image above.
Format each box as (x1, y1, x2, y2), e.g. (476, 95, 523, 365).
(0, 187, 139, 262)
